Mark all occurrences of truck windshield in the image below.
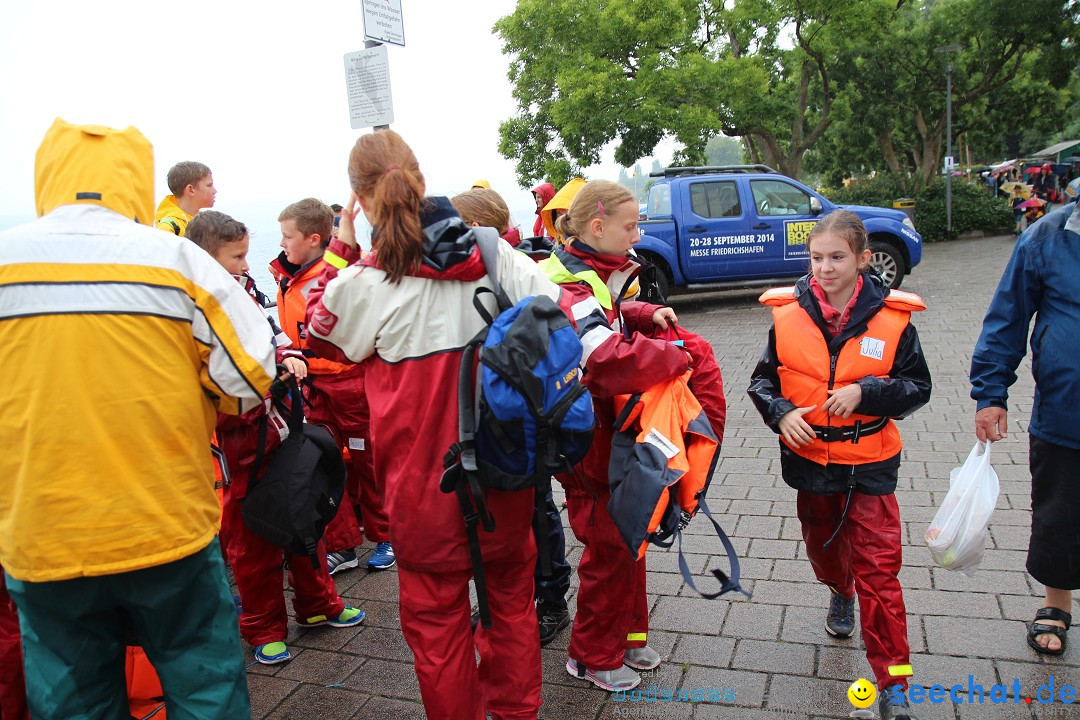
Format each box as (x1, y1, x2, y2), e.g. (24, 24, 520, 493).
(648, 184, 672, 216)
(750, 180, 811, 216)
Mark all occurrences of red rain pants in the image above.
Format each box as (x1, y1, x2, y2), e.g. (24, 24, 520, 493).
(220, 489, 344, 647)
(798, 491, 910, 691)
(566, 486, 649, 671)
(397, 541, 541, 720)
(0, 572, 29, 720)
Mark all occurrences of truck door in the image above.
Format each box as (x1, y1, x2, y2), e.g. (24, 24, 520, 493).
(679, 179, 779, 281)
(748, 179, 820, 274)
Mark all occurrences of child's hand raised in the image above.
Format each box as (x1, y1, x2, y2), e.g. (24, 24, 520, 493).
(823, 383, 862, 418)
(280, 357, 308, 381)
(337, 192, 361, 250)
(778, 406, 817, 447)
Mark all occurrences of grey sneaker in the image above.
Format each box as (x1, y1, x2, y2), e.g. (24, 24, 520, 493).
(879, 686, 918, 720)
(565, 658, 641, 692)
(327, 549, 359, 575)
(623, 645, 660, 670)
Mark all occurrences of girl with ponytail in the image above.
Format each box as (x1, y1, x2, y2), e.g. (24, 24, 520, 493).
(305, 130, 561, 720)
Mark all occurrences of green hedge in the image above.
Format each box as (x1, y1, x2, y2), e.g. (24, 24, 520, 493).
(820, 176, 1013, 242)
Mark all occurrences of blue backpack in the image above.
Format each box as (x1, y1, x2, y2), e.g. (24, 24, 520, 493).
(441, 228, 594, 628)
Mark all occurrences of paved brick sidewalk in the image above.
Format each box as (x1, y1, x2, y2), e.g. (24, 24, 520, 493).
(246, 235, 1078, 719)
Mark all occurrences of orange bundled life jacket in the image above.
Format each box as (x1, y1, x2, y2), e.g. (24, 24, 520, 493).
(126, 646, 166, 719)
(608, 373, 748, 599)
(760, 287, 926, 467)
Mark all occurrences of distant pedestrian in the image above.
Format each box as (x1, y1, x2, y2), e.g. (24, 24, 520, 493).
(531, 181, 556, 237)
(1011, 184, 1026, 235)
(970, 201, 1080, 657)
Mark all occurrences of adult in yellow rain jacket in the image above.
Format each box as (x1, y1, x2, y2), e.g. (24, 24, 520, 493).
(0, 119, 274, 719)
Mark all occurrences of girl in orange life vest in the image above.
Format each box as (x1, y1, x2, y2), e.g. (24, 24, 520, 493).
(304, 130, 563, 720)
(748, 210, 931, 720)
(542, 180, 690, 693)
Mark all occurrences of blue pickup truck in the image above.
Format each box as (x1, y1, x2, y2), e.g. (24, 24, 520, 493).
(636, 166, 923, 295)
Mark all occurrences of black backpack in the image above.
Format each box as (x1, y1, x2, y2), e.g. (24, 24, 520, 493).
(242, 375, 346, 568)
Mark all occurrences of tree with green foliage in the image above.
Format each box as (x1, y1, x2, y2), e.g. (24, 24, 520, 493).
(810, 0, 1079, 190)
(495, 0, 896, 187)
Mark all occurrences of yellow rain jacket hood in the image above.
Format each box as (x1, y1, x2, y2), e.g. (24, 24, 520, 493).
(35, 117, 154, 225)
(542, 177, 586, 241)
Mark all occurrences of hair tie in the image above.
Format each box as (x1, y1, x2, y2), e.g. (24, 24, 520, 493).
(385, 165, 400, 175)
(597, 200, 606, 216)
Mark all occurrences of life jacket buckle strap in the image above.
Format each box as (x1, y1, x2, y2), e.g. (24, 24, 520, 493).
(811, 416, 888, 443)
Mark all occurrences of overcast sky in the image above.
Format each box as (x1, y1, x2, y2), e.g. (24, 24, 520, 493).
(0, 0, 673, 235)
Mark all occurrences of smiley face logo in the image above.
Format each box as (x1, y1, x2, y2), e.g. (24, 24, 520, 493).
(847, 678, 876, 709)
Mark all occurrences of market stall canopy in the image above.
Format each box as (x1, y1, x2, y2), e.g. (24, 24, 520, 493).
(1031, 139, 1080, 162)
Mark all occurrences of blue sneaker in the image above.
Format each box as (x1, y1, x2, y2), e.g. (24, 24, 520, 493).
(233, 594, 243, 616)
(254, 641, 291, 665)
(297, 606, 366, 628)
(327, 549, 359, 575)
(367, 542, 396, 570)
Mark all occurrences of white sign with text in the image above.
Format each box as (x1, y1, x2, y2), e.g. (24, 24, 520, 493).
(344, 46, 394, 129)
(361, 0, 405, 47)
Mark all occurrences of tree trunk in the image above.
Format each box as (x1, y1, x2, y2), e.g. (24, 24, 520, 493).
(745, 136, 761, 165)
(879, 130, 903, 179)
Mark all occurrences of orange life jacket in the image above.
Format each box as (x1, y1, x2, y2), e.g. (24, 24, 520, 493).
(126, 646, 166, 719)
(277, 258, 351, 375)
(609, 373, 747, 599)
(760, 287, 926, 466)
(611, 372, 718, 560)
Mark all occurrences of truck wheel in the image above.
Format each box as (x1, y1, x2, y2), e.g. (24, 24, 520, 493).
(870, 240, 906, 289)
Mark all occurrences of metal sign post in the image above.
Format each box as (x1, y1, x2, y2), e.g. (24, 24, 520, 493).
(935, 43, 963, 238)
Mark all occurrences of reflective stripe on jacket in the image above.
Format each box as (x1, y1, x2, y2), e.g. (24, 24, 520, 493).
(0, 205, 275, 582)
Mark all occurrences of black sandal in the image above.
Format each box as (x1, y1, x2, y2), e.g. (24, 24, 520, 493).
(1027, 607, 1071, 656)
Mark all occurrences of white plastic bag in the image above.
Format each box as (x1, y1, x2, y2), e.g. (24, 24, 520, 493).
(924, 441, 999, 576)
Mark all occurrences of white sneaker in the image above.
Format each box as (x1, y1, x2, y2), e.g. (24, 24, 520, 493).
(565, 658, 641, 692)
(624, 645, 660, 670)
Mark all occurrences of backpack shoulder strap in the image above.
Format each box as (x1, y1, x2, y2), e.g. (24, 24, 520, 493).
(249, 371, 303, 490)
(677, 496, 751, 600)
(473, 227, 512, 311)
